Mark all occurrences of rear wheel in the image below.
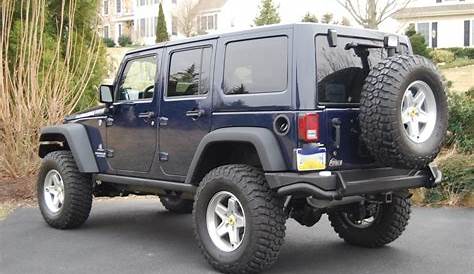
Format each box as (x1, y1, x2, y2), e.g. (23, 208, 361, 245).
(37, 151, 92, 229)
(193, 165, 286, 273)
(328, 192, 411, 248)
(159, 195, 193, 214)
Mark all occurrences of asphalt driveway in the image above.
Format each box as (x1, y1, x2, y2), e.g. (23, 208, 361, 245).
(1, 199, 473, 274)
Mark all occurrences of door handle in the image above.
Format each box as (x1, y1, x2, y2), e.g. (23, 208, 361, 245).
(138, 111, 155, 119)
(185, 109, 204, 119)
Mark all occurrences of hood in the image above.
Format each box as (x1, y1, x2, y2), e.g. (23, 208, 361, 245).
(64, 105, 107, 123)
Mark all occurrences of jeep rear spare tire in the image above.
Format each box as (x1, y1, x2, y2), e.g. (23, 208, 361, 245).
(359, 55, 448, 169)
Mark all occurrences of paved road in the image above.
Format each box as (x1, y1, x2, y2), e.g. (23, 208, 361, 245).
(1, 199, 473, 274)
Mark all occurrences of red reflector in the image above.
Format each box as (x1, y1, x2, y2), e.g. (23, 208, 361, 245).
(298, 113, 319, 142)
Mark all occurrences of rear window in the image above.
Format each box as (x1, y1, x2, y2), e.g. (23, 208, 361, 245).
(315, 35, 387, 105)
(167, 47, 212, 97)
(223, 36, 288, 95)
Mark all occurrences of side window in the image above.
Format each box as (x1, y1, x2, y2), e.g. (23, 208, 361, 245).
(116, 55, 157, 102)
(223, 36, 288, 95)
(167, 47, 212, 97)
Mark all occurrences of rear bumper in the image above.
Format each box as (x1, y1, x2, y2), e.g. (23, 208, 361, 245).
(265, 164, 442, 200)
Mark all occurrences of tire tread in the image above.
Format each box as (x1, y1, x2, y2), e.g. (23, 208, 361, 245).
(38, 151, 92, 229)
(193, 164, 286, 274)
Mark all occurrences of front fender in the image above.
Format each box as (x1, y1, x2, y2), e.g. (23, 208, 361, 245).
(39, 123, 98, 173)
(185, 127, 287, 184)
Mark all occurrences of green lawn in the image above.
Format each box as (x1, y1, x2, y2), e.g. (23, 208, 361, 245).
(441, 64, 474, 92)
(439, 57, 474, 69)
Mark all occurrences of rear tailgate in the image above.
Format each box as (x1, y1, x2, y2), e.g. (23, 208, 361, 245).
(319, 108, 374, 170)
(314, 34, 398, 170)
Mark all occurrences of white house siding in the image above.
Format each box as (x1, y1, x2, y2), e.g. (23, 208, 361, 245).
(198, 0, 357, 34)
(134, 0, 164, 45)
(393, 0, 474, 48)
(420, 16, 474, 48)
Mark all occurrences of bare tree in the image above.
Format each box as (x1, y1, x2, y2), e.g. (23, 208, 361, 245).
(177, 0, 197, 37)
(0, 0, 101, 177)
(337, 0, 412, 29)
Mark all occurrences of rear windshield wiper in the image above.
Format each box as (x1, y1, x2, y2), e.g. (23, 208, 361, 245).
(344, 42, 383, 50)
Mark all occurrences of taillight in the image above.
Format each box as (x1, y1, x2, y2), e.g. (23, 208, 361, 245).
(298, 113, 319, 142)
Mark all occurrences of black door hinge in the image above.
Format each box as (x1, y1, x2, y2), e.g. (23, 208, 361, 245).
(159, 117, 168, 126)
(106, 149, 114, 158)
(159, 152, 168, 161)
(106, 117, 114, 127)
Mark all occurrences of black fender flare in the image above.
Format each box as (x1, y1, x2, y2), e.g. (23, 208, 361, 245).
(185, 127, 287, 184)
(39, 123, 99, 173)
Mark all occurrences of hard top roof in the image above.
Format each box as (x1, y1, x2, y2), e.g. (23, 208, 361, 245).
(125, 23, 400, 55)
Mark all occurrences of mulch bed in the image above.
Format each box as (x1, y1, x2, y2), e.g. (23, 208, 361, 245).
(0, 175, 36, 204)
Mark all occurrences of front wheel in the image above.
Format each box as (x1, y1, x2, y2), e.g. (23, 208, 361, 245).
(328, 192, 411, 248)
(37, 151, 92, 229)
(193, 165, 286, 273)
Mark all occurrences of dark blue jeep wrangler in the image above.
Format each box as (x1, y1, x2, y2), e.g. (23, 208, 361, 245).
(37, 23, 446, 273)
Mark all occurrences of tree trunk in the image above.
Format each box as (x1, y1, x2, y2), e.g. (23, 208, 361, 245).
(366, 0, 378, 29)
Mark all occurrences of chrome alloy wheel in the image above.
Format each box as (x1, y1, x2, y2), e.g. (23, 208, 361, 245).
(401, 80, 437, 143)
(43, 169, 65, 213)
(206, 191, 246, 252)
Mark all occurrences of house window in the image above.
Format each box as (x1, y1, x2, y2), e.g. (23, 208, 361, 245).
(199, 14, 217, 32)
(146, 18, 150, 37)
(146, 18, 149, 37)
(416, 22, 430, 46)
(118, 23, 122, 38)
(431, 22, 438, 48)
(172, 16, 178, 35)
(150, 17, 155, 37)
(472, 20, 474, 46)
(103, 25, 109, 38)
(116, 0, 121, 13)
(464, 20, 470, 47)
(140, 18, 145, 37)
(103, 1, 109, 15)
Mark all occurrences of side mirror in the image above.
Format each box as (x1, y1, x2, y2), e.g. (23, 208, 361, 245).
(99, 85, 113, 104)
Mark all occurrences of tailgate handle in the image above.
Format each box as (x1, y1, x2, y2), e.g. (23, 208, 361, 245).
(331, 118, 342, 149)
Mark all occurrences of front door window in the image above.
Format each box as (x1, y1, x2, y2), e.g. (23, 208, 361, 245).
(116, 55, 157, 101)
